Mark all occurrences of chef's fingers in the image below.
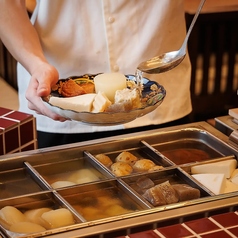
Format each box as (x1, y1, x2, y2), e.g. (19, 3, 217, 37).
(31, 63, 59, 97)
(26, 75, 68, 121)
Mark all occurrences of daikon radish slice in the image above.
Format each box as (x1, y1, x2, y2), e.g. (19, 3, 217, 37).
(94, 73, 127, 102)
(51, 181, 77, 189)
(9, 221, 46, 233)
(0, 206, 27, 228)
(24, 207, 52, 225)
(40, 208, 75, 229)
(67, 169, 99, 184)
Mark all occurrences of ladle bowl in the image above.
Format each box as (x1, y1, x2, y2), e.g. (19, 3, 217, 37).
(137, 0, 206, 74)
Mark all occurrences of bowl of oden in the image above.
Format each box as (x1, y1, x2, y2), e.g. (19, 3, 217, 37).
(42, 73, 166, 125)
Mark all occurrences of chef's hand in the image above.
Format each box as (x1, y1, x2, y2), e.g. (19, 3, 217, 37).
(25, 62, 68, 122)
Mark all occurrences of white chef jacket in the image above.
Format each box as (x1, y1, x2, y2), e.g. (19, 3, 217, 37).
(17, 0, 192, 133)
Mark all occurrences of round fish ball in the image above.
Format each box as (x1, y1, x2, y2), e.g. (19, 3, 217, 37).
(40, 208, 75, 229)
(95, 154, 113, 168)
(9, 221, 46, 233)
(133, 159, 155, 172)
(115, 151, 138, 166)
(111, 162, 133, 176)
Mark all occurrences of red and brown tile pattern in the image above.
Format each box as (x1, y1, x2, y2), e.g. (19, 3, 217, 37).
(0, 107, 37, 155)
(118, 211, 238, 238)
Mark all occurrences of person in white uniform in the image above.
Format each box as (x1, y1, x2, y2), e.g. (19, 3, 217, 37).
(0, 0, 192, 148)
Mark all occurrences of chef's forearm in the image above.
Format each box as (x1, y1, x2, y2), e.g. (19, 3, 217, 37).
(0, 0, 47, 75)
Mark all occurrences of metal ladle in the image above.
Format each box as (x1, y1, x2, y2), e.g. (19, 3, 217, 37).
(137, 0, 206, 74)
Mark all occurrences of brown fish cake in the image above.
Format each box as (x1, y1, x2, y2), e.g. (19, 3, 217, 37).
(95, 154, 113, 168)
(115, 151, 138, 166)
(111, 162, 133, 176)
(61, 79, 86, 97)
(133, 159, 155, 172)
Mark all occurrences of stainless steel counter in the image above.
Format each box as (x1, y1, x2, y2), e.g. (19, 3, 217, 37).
(0, 121, 238, 238)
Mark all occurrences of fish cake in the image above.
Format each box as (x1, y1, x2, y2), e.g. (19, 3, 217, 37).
(111, 162, 133, 176)
(115, 151, 138, 166)
(61, 79, 86, 97)
(148, 165, 164, 172)
(133, 159, 155, 172)
(95, 154, 113, 168)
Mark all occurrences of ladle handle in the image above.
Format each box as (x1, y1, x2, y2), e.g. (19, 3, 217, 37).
(181, 0, 206, 51)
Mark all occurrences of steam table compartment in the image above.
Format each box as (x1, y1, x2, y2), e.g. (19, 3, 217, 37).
(0, 122, 238, 237)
